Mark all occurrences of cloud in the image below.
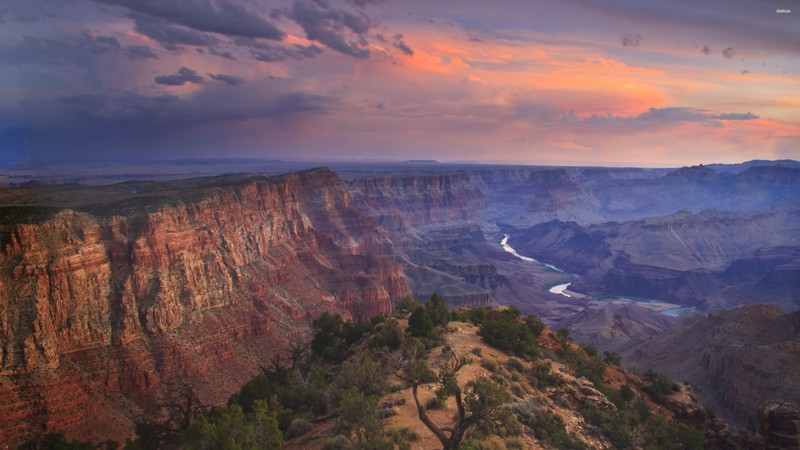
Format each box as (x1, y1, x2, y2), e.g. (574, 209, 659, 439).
(573, 107, 760, 128)
(392, 33, 413, 55)
(155, 67, 204, 85)
(346, 0, 388, 8)
(8, 84, 335, 159)
(247, 41, 323, 62)
(620, 33, 642, 47)
(282, 0, 377, 58)
(95, 0, 284, 40)
(123, 45, 159, 59)
(717, 112, 758, 120)
(395, 41, 414, 56)
(638, 107, 757, 122)
(208, 73, 244, 85)
(722, 47, 735, 59)
(133, 15, 218, 50)
(701, 45, 711, 55)
(84, 34, 121, 53)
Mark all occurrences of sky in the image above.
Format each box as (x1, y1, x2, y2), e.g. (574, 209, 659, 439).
(0, 0, 798, 167)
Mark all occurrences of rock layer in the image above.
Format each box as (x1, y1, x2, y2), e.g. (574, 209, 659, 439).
(0, 169, 409, 445)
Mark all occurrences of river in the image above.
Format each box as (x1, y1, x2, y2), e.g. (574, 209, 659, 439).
(548, 283, 572, 298)
(500, 234, 564, 272)
(500, 234, 696, 316)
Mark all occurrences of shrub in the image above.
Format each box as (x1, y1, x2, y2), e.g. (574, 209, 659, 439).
(527, 362, 563, 389)
(408, 305, 434, 338)
(394, 295, 422, 317)
(481, 358, 499, 372)
(369, 318, 403, 350)
(285, 418, 314, 440)
(525, 315, 546, 338)
(603, 351, 623, 366)
(507, 357, 526, 373)
(620, 384, 635, 402)
(511, 400, 586, 449)
(427, 292, 451, 327)
(642, 370, 680, 405)
(479, 318, 538, 357)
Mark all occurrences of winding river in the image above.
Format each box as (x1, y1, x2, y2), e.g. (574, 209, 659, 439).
(500, 234, 564, 272)
(500, 234, 696, 316)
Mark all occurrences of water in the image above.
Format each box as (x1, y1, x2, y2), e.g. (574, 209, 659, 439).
(548, 283, 571, 297)
(500, 234, 564, 272)
(500, 234, 696, 317)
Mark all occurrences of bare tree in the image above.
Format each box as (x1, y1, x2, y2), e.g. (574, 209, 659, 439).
(395, 343, 510, 450)
(132, 380, 210, 448)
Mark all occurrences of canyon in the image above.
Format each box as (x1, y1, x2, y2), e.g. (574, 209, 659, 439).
(0, 160, 798, 445)
(0, 169, 409, 445)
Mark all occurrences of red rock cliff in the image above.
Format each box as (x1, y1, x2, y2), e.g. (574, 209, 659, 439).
(0, 168, 409, 445)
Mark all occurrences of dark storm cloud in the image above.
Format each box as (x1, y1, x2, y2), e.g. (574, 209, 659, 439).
(95, 0, 285, 40)
(722, 47, 735, 59)
(55, 89, 327, 124)
(133, 14, 218, 50)
(58, 91, 180, 113)
(619, 33, 642, 47)
(241, 39, 323, 62)
(123, 45, 158, 59)
(279, 0, 377, 59)
(346, 0, 389, 8)
(572, 107, 759, 129)
(85, 34, 121, 53)
(392, 33, 413, 55)
(717, 112, 758, 120)
(638, 107, 757, 122)
(395, 41, 413, 55)
(0, 33, 151, 66)
(209, 73, 244, 85)
(8, 86, 334, 158)
(155, 67, 204, 85)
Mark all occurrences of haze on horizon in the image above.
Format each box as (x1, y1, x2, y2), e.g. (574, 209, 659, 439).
(1, 0, 798, 167)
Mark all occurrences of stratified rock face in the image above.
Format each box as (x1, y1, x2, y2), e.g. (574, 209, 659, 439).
(557, 303, 678, 354)
(345, 172, 488, 229)
(511, 209, 800, 311)
(0, 169, 409, 445)
(623, 305, 800, 429)
(759, 400, 800, 450)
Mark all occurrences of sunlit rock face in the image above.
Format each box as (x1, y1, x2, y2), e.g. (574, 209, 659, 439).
(0, 168, 409, 445)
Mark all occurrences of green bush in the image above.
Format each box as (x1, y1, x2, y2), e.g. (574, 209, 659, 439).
(524, 315, 546, 338)
(369, 319, 403, 350)
(285, 418, 314, 440)
(642, 370, 680, 405)
(427, 292, 451, 327)
(506, 357, 526, 373)
(479, 318, 538, 357)
(527, 362, 563, 389)
(408, 305, 434, 338)
(603, 351, 623, 366)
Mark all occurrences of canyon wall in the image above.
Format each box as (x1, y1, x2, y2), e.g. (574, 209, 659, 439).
(0, 169, 409, 445)
(623, 305, 800, 429)
(344, 171, 528, 308)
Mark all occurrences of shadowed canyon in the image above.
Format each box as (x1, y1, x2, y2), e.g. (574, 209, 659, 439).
(1, 160, 799, 446)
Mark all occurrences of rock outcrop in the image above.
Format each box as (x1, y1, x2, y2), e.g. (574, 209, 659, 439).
(622, 305, 800, 429)
(759, 400, 800, 450)
(0, 169, 409, 445)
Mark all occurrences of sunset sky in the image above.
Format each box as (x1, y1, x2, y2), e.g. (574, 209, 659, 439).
(1, 0, 798, 166)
